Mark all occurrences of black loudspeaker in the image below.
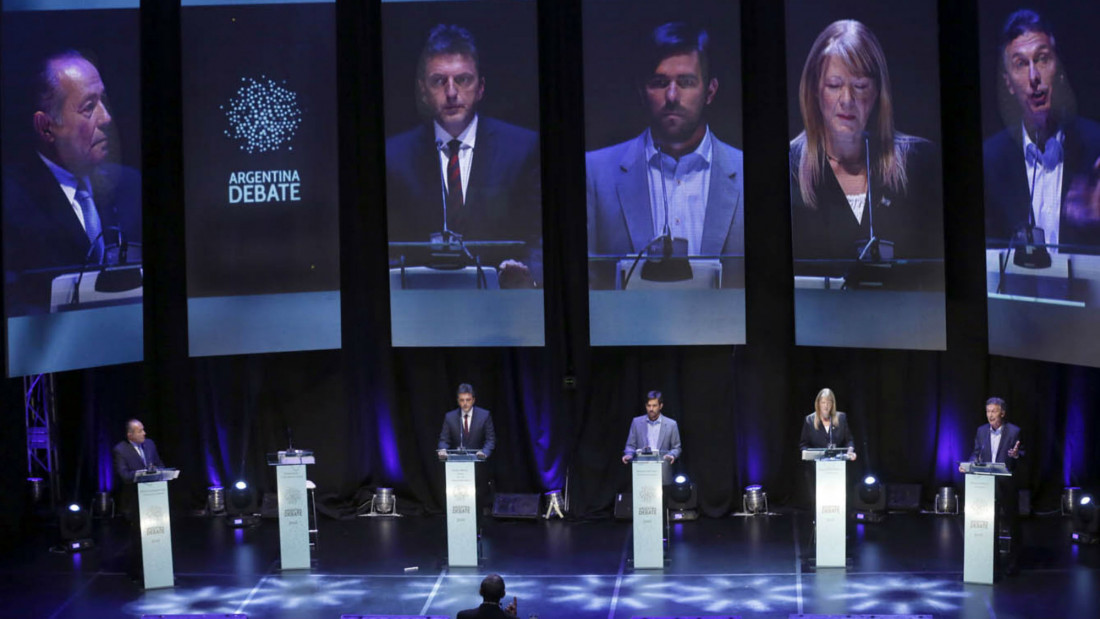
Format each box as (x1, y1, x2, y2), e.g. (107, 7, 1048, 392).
(491, 493, 540, 519)
(614, 492, 632, 520)
(886, 483, 922, 511)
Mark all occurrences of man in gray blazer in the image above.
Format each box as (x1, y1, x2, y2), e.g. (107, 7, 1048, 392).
(622, 390, 682, 483)
(586, 22, 744, 290)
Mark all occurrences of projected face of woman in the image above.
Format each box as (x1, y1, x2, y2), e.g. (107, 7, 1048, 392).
(818, 56, 878, 149)
(816, 396, 834, 421)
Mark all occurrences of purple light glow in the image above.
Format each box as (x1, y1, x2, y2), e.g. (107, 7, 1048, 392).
(374, 403, 402, 483)
(1064, 368, 1088, 486)
(935, 401, 966, 481)
(520, 369, 562, 491)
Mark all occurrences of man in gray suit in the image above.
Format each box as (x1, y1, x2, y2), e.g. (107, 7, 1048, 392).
(586, 22, 744, 290)
(622, 390, 682, 483)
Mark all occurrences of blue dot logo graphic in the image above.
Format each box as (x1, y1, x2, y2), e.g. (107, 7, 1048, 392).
(222, 75, 302, 154)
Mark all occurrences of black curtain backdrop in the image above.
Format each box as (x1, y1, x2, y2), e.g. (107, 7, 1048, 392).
(4, 0, 1100, 543)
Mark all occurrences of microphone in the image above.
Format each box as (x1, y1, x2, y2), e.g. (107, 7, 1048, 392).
(639, 141, 693, 283)
(855, 131, 894, 263)
(435, 139, 454, 244)
(1011, 146, 1052, 269)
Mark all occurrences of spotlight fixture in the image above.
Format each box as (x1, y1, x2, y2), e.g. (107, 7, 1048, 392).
(743, 484, 768, 515)
(543, 489, 565, 519)
(934, 485, 958, 515)
(207, 486, 226, 515)
(668, 475, 698, 521)
(57, 503, 94, 552)
(226, 480, 259, 527)
(853, 475, 886, 523)
(1072, 494, 1099, 544)
(1062, 486, 1083, 517)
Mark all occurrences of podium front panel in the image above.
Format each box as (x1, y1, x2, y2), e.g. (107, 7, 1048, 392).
(632, 458, 664, 569)
(445, 460, 478, 567)
(815, 459, 846, 568)
(137, 480, 174, 589)
(276, 463, 311, 570)
(964, 473, 997, 584)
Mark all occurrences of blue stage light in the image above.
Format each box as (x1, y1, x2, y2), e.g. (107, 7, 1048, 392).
(674, 474, 687, 484)
(864, 475, 877, 485)
(235, 480, 248, 490)
(68, 503, 80, 512)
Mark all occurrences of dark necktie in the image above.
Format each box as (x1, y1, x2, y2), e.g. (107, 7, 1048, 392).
(463, 414, 470, 439)
(447, 139, 463, 221)
(136, 444, 146, 467)
(75, 185, 105, 263)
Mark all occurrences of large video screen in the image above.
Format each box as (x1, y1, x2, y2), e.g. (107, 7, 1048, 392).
(584, 0, 746, 346)
(2, 1, 143, 376)
(382, 0, 545, 347)
(182, 0, 340, 357)
(786, 0, 946, 350)
(980, 1, 1100, 368)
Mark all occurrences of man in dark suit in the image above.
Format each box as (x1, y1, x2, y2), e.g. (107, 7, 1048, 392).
(386, 24, 541, 288)
(437, 383, 496, 460)
(111, 418, 164, 584)
(961, 397, 1024, 575)
(587, 22, 744, 290)
(621, 390, 682, 484)
(984, 9, 1100, 255)
(457, 573, 518, 619)
(2, 50, 142, 316)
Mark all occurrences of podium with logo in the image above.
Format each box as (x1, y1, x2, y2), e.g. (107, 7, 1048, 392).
(443, 450, 481, 567)
(268, 450, 315, 570)
(960, 461, 1012, 584)
(134, 468, 180, 589)
(632, 452, 664, 569)
(803, 448, 849, 568)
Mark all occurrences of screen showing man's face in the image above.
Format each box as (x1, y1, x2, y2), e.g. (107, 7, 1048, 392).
(43, 57, 113, 175)
(644, 51, 715, 146)
(1002, 30, 1058, 129)
(419, 53, 484, 137)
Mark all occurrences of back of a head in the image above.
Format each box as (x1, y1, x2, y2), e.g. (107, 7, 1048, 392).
(479, 573, 505, 603)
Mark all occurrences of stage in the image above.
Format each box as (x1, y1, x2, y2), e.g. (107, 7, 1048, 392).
(3, 509, 1098, 619)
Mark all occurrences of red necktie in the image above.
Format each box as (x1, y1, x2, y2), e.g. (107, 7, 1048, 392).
(447, 139, 463, 220)
(463, 414, 470, 437)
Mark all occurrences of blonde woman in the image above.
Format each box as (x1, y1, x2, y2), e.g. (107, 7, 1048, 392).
(799, 387, 856, 459)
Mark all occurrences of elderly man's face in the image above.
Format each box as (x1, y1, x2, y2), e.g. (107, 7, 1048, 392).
(1003, 30, 1059, 129)
(419, 53, 484, 137)
(644, 51, 717, 146)
(127, 421, 146, 445)
(38, 57, 112, 175)
(986, 403, 1006, 430)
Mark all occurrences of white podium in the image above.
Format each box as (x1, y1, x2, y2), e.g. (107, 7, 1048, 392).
(268, 450, 315, 571)
(632, 453, 664, 569)
(444, 451, 481, 567)
(960, 462, 1012, 584)
(803, 448, 849, 568)
(134, 468, 179, 589)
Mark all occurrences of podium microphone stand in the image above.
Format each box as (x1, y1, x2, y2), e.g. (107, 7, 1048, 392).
(134, 468, 180, 589)
(631, 452, 665, 569)
(802, 448, 850, 568)
(268, 449, 315, 571)
(960, 461, 1012, 584)
(443, 449, 483, 567)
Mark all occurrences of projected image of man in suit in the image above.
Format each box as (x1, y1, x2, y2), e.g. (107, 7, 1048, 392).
(587, 22, 744, 290)
(386, 24, 542, 288)
(3, 50, 141, 316)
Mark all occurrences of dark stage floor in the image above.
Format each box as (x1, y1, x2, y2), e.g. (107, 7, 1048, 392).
(3, 509, 1099, 619)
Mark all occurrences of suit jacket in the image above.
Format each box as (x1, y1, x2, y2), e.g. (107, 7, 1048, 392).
(2, 155, 142, 316)
(586, 129, 744, 289)
(983, 116, 1100, 253)
(112, 438, 165, 519)
(456, 602, 517, 619)
(798, 412, 855, 451)
(624, 413, 682, 484)
(438, 406, 496, 457)
(385, 117, 542, 282)
(790, 133, 944, 275)
(969, 422, 1023, 472)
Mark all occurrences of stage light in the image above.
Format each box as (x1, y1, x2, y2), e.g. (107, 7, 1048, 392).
(853, 475, 886, 523)
(207, 485, 226, 515)
(543, 489, 564, 519)
(743, 484, 768, 515)
(1072, 493, 1099, 544)
(1062, 486, 1083, 516)
(57, 503, 94, 552)
(668, 476, 698, 521)
(92, 492, 114, 519)
(226, 480, 258, 527)
(934, 485, 958, 515)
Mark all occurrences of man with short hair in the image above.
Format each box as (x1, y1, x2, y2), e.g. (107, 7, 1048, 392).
(438, 383, 496, 460)
(984, 9, 1100, 254)
(3, 50, 142, 315)
(111, 418, 165, 584)
(961, 397, 1024, 575)
(457, 573, 518, 618)
(386, 24, 542, 287)
(587, 22, 744, 289)
(622, 390, 682, 484)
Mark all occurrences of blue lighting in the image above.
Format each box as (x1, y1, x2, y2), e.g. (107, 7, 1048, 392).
(235, 480, 248, 490)
(864, 475, 877, 485)
(1082, 496, 1093, 506)
(674, 475, 688, 484)
(68, 503, 80, 512)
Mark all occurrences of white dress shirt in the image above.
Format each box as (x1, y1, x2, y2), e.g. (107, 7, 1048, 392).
(1023, 125, 1065, 252)
(38, 152, 92, 231)
(644, 127, 713, 256)
(989, 425, 1003, 463)
(434, 114, 479, 203)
